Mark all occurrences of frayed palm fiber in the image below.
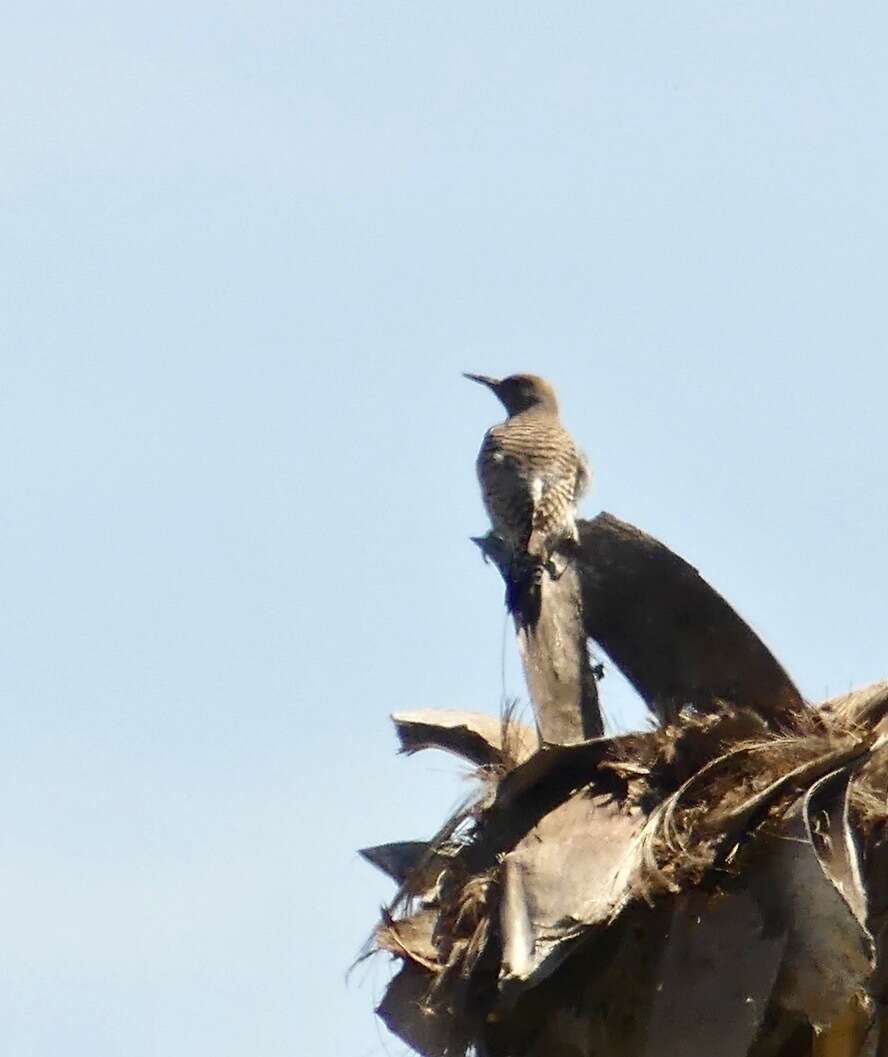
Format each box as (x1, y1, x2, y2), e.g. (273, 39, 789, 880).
(376, 697, 888, 979)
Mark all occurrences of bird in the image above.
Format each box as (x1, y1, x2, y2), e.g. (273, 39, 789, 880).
(464, 373, 590, 577)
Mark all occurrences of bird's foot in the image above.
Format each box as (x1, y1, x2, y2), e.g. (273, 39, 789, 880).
(471, 532, 512, 569)
(544, 553, 569, 581)
(545, 534, 582, 580)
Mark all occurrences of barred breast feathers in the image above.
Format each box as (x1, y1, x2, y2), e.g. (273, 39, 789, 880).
(465, 372, 592, 563)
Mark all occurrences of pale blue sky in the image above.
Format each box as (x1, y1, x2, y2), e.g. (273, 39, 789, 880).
(3, 3, 888, 1055)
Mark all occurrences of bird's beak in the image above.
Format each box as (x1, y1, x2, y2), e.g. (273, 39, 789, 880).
(463, 373, 500, 391)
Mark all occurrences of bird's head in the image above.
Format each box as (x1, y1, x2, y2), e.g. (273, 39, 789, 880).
(463, 373, 560, 417)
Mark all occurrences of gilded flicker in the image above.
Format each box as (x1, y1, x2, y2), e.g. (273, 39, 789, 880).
(465, 373, 590, 569)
